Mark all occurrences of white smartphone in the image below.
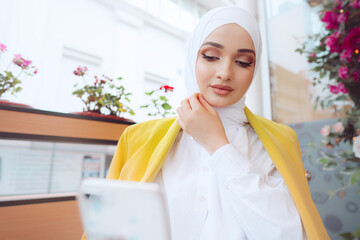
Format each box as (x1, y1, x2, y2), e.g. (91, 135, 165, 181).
(77, 178, 171, 240)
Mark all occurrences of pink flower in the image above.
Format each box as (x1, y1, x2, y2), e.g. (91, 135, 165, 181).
(329, 82, 348, 94)
(330, 85, 339, 94)
(322, 11, 339, 29)
(338, 66, 349, 79)
(0, 43, 7, 53)
(333, 122, 344, 133)
(350, 0, 360, 8)
(352, 71, 359, 82)
(334, 0, 343, 8)
(73, 66, 88, 76)
(337, 82, 348, 93)
(12, 54, 32, 70)
(33, 69, 38, 75)
(321, 125, 331, 137)
(337, 11, 349, 23)
(340, 49, 352, 62)
(310, 53, 316, 57)
(342, 27, 360, 54)
(325, 32, 341, 53)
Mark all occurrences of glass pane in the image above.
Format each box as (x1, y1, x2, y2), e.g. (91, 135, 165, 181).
(0, 139, 115, 197)
(265, 0, 332, 123)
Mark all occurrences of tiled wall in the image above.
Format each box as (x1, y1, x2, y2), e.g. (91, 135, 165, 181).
(290, 119, 360, 239)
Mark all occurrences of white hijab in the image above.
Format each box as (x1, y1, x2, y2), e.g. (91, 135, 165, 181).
(184, 6, 262, 129)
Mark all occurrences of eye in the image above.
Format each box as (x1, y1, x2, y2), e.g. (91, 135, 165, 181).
(202, 53, 219, 62)
(235, 60, 253, 68)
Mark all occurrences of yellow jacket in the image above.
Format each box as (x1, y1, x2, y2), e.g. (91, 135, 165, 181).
(83, 107, 329, 240)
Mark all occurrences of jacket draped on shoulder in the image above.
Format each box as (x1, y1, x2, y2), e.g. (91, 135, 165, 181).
(83, 107, 329, 240)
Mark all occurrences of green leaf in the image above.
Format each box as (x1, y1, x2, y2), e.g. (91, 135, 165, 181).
(350, 171, 360, 185)
(317, 157, 330, 164)
(339, 232, 354, 239)
(326, 100, 334, 108)
(145, 90, 154, 96)
(341, 167, 356, 175)
(323, 161, 337, 170)
(161, 103, 171, 110)
(159, 96, 167, 101)
(335, 95, 347, 101)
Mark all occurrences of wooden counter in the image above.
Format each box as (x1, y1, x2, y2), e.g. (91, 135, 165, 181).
(0, 103, 134, 240)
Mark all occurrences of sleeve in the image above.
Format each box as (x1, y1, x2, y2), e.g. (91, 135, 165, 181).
(209, 143, 307, 240)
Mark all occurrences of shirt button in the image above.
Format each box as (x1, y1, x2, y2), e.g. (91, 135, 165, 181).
(199, 196, 205, 202)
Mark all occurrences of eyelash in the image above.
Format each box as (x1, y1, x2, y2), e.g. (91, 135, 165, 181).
(201, 53, 253, 68)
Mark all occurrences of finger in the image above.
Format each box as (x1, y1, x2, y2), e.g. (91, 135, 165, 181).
(188, 94, 203, 111)
(199, 94, 215, 113)
(180, 98, 192, 112)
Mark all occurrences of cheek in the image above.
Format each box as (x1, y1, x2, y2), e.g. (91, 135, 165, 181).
(195, 60, 211, 90)
(237, 70, 254, 89)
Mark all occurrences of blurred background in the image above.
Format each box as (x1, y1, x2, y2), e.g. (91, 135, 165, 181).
(0, 0, 333, 123)
(1, 0, 359, 239)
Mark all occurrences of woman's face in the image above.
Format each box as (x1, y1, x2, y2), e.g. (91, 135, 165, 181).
(195, 23, 256, 107)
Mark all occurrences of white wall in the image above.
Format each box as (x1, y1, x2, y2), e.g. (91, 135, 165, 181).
(1, 0, 272, 122)
(0, 0, 191, 122)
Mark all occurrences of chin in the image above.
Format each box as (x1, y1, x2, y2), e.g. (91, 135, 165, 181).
(206, 97, 235, 108)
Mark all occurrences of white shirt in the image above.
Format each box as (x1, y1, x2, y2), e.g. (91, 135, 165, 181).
(154, 122, 307, 240)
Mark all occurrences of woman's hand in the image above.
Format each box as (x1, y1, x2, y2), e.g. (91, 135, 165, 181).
(176, 93, 229, 155)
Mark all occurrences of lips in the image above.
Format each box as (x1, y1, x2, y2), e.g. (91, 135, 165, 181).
(210, 84, 233, 95)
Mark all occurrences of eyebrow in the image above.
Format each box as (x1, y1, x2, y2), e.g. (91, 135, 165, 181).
(201, 41, 256, 56)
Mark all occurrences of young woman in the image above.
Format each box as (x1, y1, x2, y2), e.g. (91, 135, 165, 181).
(83, 6, 329, 240)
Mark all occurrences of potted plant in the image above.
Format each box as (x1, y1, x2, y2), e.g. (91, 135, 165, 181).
(140, 84, 176, 118)
(0, 42, 37, 107)
(296, 0, 360, 238)
(72, 66, 135, 122)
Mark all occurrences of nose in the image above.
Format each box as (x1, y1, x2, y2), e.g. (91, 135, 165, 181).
(216, 59, 233, 81)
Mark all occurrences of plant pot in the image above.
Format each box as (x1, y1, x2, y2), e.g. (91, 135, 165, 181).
(71, 111, 135, 123)
(0, 99, 33, 108)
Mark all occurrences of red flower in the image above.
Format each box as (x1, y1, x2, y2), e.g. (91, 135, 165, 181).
(160, 85, 174, 92)
(342, 27, 360, 54)
(322, 11, 339, 29)
(325, 32, 341, 53)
